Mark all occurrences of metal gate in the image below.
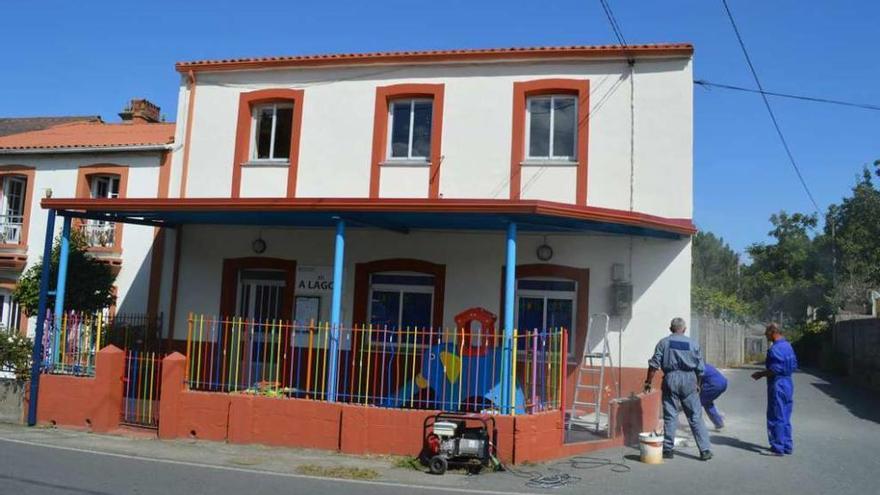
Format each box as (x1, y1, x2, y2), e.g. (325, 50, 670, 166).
(121, 351, 162, 428)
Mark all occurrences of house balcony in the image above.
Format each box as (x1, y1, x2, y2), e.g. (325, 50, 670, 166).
(80, 221, 116, 249)
(0, 215, 23, 245)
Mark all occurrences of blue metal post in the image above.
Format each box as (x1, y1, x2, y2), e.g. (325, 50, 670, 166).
(52, 216, 71, 362)
(501, 222, 517, 414)
(27, 209, 57, 426)
(326, 218, 345, 402)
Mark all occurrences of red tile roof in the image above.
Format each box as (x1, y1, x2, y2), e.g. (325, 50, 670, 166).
(0, 121, 175, 151)
(176, 43, 694, 73)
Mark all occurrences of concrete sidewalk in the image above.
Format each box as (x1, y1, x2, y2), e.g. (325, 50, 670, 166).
(1, 368, 878, 494)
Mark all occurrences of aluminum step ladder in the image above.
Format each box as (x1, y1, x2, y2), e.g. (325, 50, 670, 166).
(567, 313, 611, 433)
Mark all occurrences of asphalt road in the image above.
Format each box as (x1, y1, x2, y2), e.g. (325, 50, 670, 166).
(1, 367, 878, 495)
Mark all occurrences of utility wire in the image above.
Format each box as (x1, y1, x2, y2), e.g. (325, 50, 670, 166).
(721, 0, 820, 213)
(694, 79, 880, 112)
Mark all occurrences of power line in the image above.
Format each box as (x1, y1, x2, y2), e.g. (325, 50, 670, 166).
(598, 0, 633, 63)
(694, 79, 880, 112)
(721, 0, 820, 213)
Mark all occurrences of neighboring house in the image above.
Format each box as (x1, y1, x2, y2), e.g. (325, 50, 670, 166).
(41, 44, 696, 404)
(0, 116, 101, 137)
(0, 100, 174, 333)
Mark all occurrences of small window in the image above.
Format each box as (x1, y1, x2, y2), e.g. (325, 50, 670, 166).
(90, 175, 120, 199)
(252, 103, 293, 161)
(526, 95, 577, 161)
(0, 289, 21, 333)
(388, 99, 433, 160)
(0, 176, 26, 244)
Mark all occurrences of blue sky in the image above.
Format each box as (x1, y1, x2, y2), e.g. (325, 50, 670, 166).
(2, 0, 877, 253)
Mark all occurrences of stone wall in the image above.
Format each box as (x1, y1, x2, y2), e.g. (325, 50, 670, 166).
(0, 379, 24, 424)
(833, 318, 880, 390)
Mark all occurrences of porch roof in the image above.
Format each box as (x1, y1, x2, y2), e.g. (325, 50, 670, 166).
(40, 197, 696, 239)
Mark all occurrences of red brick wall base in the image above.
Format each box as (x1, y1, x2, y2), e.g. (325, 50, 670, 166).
(29, 352, 661, 464)
(25, 345, 125, 433)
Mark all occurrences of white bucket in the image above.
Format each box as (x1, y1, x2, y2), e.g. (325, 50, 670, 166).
(639, 432, 664, 464)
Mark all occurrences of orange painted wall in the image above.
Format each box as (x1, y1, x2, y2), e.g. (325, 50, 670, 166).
(32, 345, 124, 432)
(153, 353, 655, 463)
(229, 395, 341, 451)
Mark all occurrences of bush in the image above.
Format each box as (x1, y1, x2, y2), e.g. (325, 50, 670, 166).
(0, 333, 32, 380)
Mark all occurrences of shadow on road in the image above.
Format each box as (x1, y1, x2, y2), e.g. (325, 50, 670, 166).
(808, 370, 880, 424)
(0, 474, 112, 495)
(710, 434, 765, 453)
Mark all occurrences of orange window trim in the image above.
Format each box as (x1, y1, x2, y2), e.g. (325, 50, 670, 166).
(75, 164, 130, 255)
(369, 84, 445, 199)
(0, 165, 36, 250)
(230, 88, 305, 198)
(510, 79, 590, 204)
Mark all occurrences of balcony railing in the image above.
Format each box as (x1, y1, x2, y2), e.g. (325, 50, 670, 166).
(80, 221, 116, 248)
(0, 215, 23, 244)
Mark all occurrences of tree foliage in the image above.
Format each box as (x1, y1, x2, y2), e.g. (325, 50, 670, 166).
(13, 230, 116, 316)
(741, 212, 828, 321)
(691, 232, 752, 320)
(824, 169, 880, 312)
(694, 165, 880, 330)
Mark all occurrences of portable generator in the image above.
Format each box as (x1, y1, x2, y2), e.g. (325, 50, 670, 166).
(422, 412, 498, 475)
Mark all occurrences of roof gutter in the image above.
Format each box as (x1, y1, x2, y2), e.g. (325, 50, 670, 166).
(0, 143, 174, 155)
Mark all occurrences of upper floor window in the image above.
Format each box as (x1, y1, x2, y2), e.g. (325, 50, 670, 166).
(0, 176, 26, 244)
(252, 103, 293, 161)
(388, 98, 433, 161)
(90, 174, 120, 199)
(526, 95, 577, 161)
(85, 174, 120, 248)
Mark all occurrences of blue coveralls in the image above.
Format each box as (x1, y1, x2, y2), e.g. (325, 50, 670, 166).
(700, 364, 728, 429)
(649, 334, 711, 453)
(765, 338, 797, 454)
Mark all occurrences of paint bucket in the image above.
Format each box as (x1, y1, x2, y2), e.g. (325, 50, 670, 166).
(639, 432, 664, 464)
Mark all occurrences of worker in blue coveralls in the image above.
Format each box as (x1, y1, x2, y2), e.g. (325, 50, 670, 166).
(644, 317, 713, 461)
(701, 364, 728, 430)
(751, 323, 798, 456)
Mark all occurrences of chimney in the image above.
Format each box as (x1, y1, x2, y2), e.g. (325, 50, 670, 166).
(119, 98, 161, 124)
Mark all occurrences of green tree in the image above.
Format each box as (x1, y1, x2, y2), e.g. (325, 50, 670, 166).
(741, 212, 827, 322)
(824, 169, 880, 311)
(692, 232, 741, 294)
(691, 231, 753, 319)
(13, 230, 116, 316)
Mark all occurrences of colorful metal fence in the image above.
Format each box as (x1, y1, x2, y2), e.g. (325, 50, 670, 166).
(184, 314, 567, 415)
(40, 312, 163, 376)
(121, 351, 162, 428)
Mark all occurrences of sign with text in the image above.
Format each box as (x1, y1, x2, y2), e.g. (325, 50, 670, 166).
(296, 265, 333, 293)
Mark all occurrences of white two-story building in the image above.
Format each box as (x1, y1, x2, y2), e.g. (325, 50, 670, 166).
(0, 101, 174, 332)
(40, 44, 695, 412)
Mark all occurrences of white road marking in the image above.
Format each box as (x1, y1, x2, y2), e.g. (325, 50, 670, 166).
(0, 435, 539, 495)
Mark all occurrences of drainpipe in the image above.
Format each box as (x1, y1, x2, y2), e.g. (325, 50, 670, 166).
(27, 209, 57, 426)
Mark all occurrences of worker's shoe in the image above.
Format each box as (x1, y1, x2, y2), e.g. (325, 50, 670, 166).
(699, 450, 713, 461)
(662, 450, 674, 460)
